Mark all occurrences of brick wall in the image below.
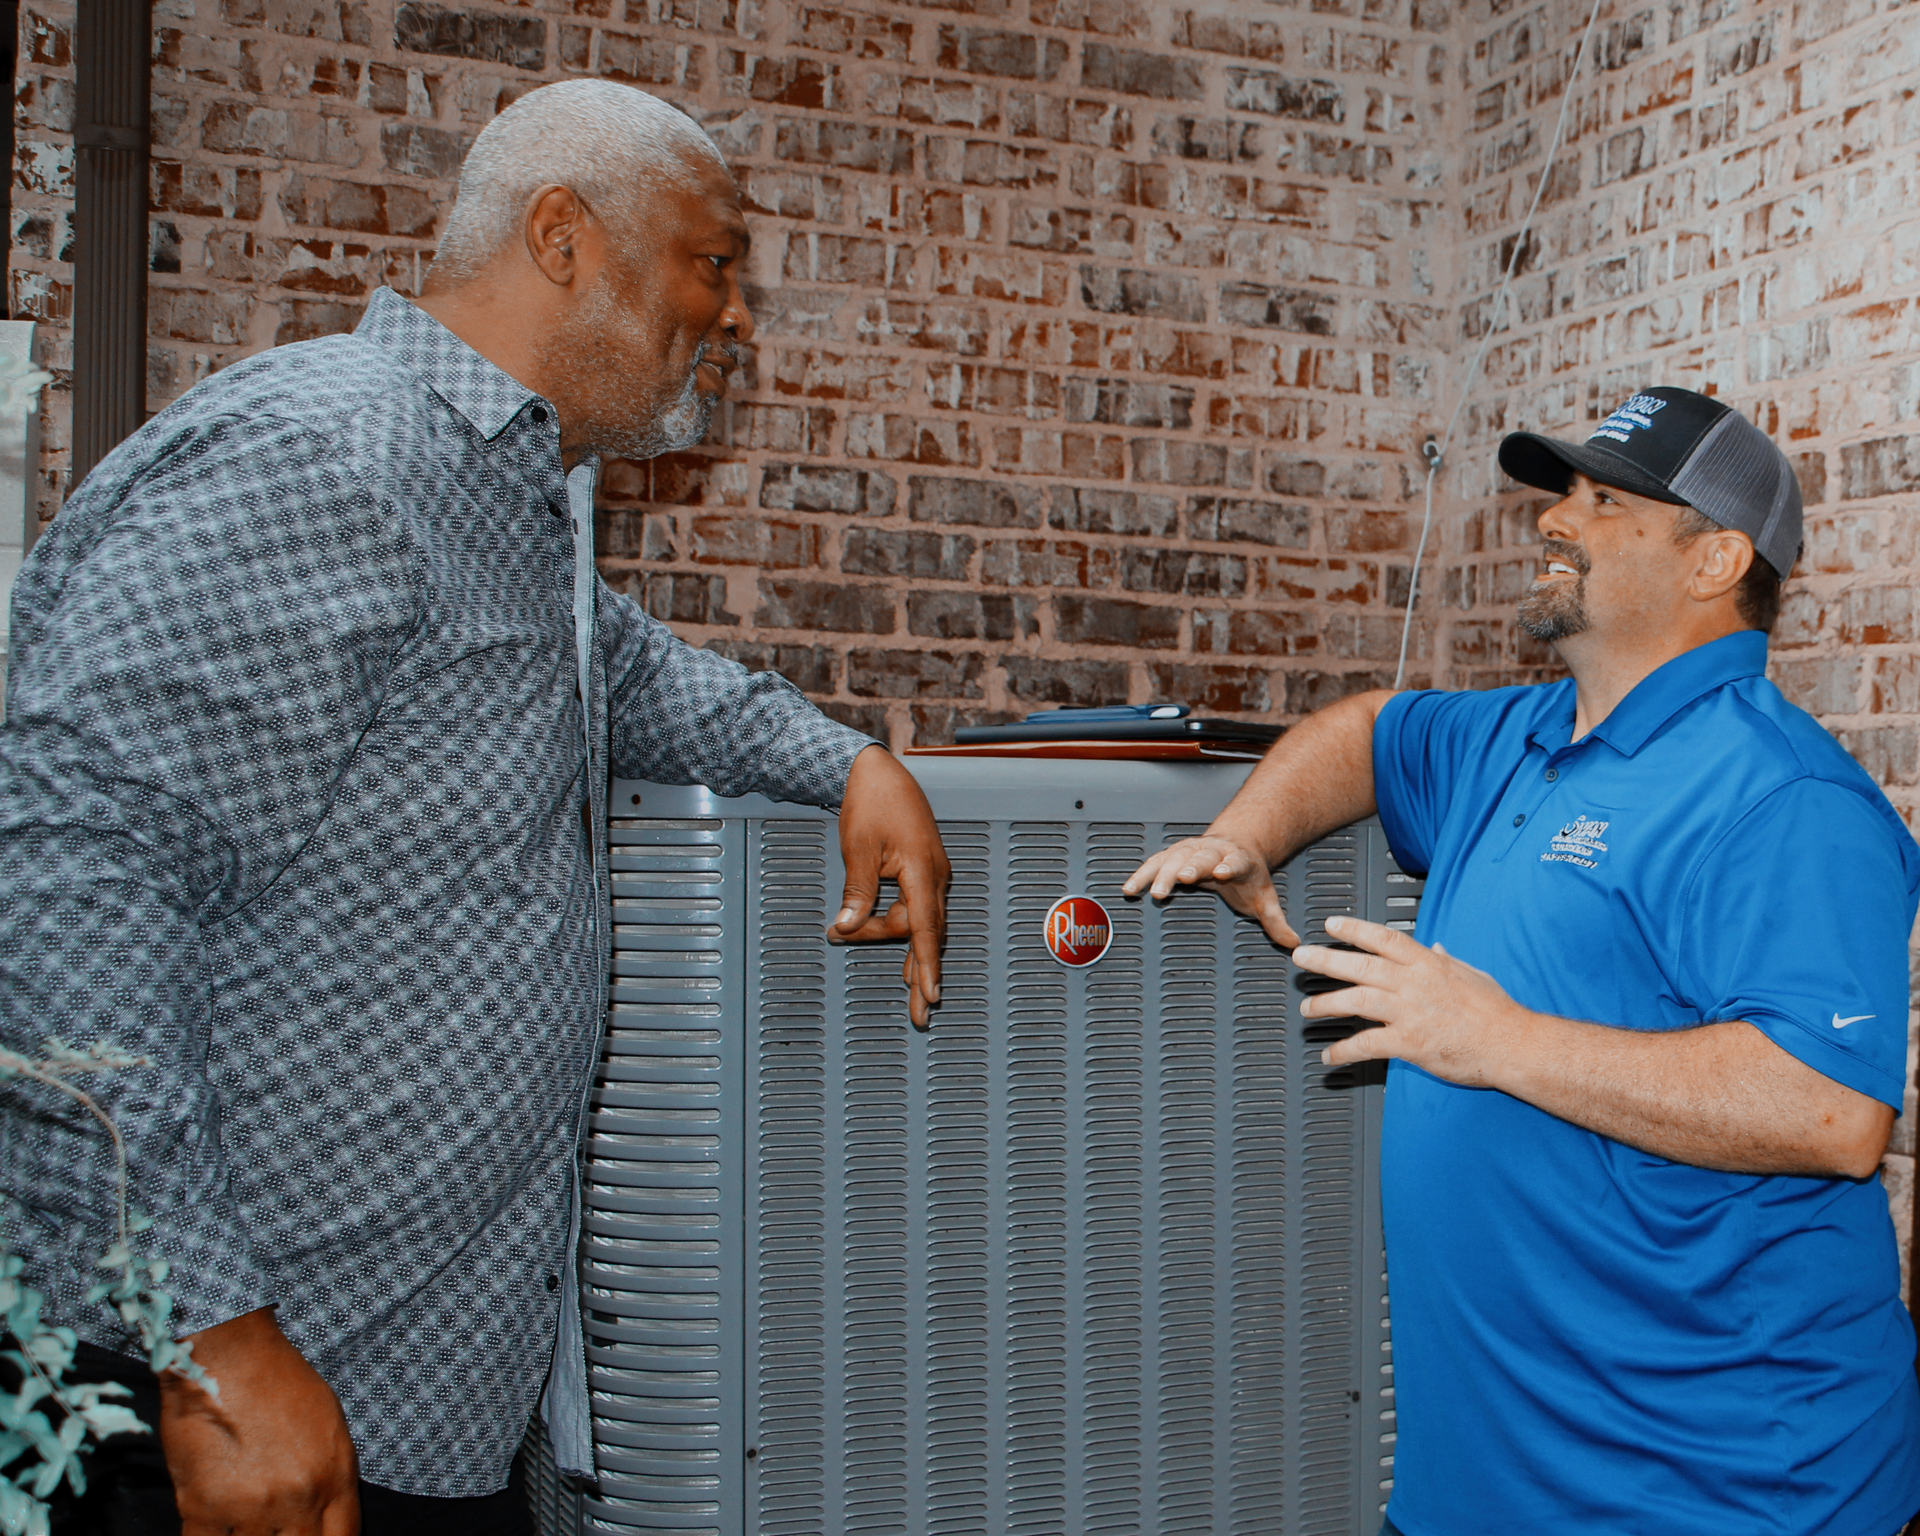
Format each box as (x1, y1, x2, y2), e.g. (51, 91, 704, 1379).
(1442, 0, 1920, 1282)
(14, 0, 1455, 741)
(13, 0, 1920, 1263)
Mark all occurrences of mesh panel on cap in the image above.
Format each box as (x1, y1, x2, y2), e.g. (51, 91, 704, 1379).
(1669, 410, 1801, 577)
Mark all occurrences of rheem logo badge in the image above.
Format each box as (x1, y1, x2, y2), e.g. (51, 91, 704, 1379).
(1044, 895, 1113, 967)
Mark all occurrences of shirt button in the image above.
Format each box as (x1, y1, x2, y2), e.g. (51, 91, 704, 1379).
(1545, 768, 1558, 782)
(1513, 813, 1525, 826)
(546, 1273, 560, 1293)
(529, 405, 549, 425)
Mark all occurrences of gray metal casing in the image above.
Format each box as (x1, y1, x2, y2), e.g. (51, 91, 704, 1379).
(528, 759, 1414, 1535)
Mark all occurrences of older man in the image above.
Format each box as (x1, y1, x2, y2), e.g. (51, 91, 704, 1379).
(1128, 388, 1920, 1535)
(2, 82, 948, 1536)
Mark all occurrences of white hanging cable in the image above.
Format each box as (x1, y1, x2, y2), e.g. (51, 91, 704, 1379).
(1393, 0, 1610, 690)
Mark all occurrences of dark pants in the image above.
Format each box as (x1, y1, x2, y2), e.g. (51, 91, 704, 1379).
(48, 1343, 534, 1536)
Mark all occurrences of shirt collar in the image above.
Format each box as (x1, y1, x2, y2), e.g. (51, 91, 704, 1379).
(354, 286, 545, 441)
(1572, 630, 1769, 758)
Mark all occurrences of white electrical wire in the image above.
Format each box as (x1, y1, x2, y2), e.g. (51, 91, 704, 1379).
(1392, 0, 1610, 690)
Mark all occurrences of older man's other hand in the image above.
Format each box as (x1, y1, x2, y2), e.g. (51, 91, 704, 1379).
(1121, 835, 1298, 948)
(159, 1307, 358, 1536)
(1294, 915, 1533, 1085)
(831, 745, 951, 1029)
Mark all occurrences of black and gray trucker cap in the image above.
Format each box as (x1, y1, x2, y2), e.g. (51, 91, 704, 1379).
(1497, 386, 1802, 578)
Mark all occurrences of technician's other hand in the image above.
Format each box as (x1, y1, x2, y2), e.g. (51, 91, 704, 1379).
(832, 744, 951, 1029)
(1121, 835, 1297, 947)
(1294, 915, 1528, 1085)
(160, 1307, 359, 1536)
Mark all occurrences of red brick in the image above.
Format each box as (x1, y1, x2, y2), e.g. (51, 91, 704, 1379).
(723, 51, 841, 106)
(794, 6, 913, 59)
(980, 536, 1088, 587)
(841, 528, 975, 580)
(761, 463, 897, 516)
(273, 298, 362, 344)
(1047, 487, 1178, 537)
(1223, 70, 1345, 122)
(152, 161, 265, 220)
(936, 25, 1067, 81)
(1192, 607, 1320, 657)
(907, 591, 1038, 641)
(907, 475, 1042, 528)
(1000, 655, 1129, 707)
(394, 3, 546, 67)
(691, 514, 824, 567)
(631, 572, 739, 627)
(24, 8, 69, 64)
(1081, 43, 1205, 101)
(846, 647, 986, 697)
(1052, 594, 1182, 649)
(1029, 0, 1148, 38)
(755, 578, 896, 633)
(1145, 660, 1273, 713)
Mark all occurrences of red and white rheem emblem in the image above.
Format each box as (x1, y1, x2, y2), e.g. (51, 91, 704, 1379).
(1044, 895, 1113, 968)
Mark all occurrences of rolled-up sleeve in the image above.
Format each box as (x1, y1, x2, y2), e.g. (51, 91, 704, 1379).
(599, 582, 874, 807)
(0, 415, 417, 1337)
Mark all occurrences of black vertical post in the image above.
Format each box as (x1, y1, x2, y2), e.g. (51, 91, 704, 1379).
(71, 0, 150, 489)
(0, 0, 17, 312)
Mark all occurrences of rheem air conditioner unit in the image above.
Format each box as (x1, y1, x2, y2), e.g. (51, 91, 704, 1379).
(524, 758, 1415, 1536)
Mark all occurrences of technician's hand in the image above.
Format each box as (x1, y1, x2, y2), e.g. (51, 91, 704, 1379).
(159, 1307, 359, 1536)
(831, 745, 951, 1029)
(1294, 915, 1532, 1085)
(1121, 835, 1297, 947)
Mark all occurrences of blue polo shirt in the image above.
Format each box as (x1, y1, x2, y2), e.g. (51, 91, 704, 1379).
(1372, 631, 1920, 1536)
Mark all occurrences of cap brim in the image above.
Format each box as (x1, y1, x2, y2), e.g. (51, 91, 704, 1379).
(1498, 432, 1690, 506)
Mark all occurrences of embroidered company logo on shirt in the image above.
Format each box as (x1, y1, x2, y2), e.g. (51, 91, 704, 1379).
(1590, 393, 1667, 445)
(1542, 815, 1610, 869)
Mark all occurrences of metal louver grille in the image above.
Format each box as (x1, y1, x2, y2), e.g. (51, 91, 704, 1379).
(578, 814, 743, 1535)
(533, 761, 1416, 1536)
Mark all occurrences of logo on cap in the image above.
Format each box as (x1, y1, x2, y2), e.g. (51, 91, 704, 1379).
(1044, 895, 1113, 967)
(1590, 394, 1667, 445)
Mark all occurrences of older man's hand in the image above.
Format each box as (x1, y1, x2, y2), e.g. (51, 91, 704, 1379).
(160, 1308, 358, 1536)
(1120, 835, 1297, 947)
(1293, 915, 1533, 1084)
(831, 745, 951, 1029)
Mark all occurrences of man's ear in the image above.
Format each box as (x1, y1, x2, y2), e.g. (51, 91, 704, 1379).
(1690, 527, 1755, 604)
(524, 184, 590, 288)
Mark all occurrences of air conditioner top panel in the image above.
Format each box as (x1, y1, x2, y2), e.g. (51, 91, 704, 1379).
(613, 756, 1258, 824)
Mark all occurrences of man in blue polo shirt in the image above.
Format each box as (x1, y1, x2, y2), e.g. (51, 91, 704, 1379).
(1126, 386, 1920, 1535)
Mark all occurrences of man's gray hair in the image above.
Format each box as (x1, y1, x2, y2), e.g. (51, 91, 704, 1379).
(432, 80, 727, 283)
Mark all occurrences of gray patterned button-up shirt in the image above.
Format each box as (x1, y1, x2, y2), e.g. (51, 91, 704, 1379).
(0, 286, 869, 1495)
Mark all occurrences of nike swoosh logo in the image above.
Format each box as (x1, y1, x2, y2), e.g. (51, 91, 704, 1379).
(1832, 1013, 1874, 1029)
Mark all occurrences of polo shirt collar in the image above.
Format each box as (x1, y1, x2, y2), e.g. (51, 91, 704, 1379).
(1578, 630, 1769, 757)
(354, 286, 543, 441)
